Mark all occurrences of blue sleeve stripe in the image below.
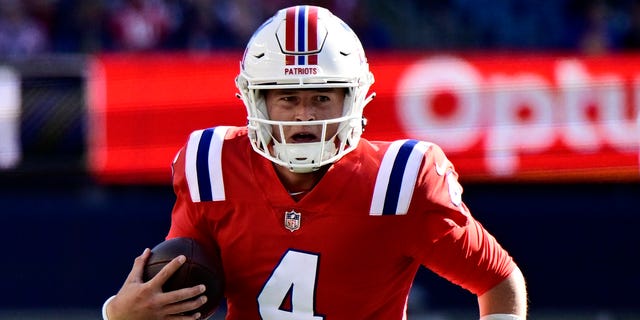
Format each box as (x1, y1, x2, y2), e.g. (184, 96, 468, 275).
(195, 128, 214, 201)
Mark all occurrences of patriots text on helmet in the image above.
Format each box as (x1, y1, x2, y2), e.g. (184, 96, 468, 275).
(283, 67, 319, 75)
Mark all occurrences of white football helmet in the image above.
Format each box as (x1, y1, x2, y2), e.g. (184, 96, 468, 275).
(236, 5, 375, 173)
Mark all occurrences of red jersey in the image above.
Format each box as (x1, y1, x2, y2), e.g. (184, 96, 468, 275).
(167, 126, 515, 320)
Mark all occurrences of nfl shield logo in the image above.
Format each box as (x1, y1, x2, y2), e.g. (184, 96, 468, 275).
(284, 210, 301, 232)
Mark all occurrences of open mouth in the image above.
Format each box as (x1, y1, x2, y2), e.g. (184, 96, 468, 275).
(290, 132, 318, 143)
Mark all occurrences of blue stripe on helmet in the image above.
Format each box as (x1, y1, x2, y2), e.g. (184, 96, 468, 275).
(297, 6, 306, 65)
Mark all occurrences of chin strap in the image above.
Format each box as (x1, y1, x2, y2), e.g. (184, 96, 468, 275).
(273, 140, 337, 173)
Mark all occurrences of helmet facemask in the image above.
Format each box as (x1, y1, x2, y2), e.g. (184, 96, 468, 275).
(235, 5, 375, 173)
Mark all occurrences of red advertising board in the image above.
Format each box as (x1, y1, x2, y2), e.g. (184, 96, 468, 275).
(87, 52, 640, 184)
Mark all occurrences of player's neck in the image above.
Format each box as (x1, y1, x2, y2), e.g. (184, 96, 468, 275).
(273, 163, 328, 196)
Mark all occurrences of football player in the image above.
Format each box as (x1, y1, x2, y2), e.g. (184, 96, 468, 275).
(103, 5, 527, 320)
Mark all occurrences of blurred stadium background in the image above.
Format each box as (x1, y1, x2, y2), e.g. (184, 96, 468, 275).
(1, 0, 639, 319)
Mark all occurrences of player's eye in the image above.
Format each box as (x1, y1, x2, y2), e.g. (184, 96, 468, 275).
(281, 96, 298, 102)
(315, 95, 330, 102)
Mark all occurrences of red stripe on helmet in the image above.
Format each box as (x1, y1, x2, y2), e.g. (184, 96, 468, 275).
(285, 7, 296, 65)
(307, 6, 318, 65)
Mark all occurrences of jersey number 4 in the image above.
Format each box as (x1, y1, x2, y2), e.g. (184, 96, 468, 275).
(257, 250, 325, 320)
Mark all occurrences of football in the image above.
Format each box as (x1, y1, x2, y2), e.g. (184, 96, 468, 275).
(143, 237, 224, 319)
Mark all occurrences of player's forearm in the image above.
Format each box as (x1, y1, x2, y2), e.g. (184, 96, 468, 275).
(477, 266, 527, 319)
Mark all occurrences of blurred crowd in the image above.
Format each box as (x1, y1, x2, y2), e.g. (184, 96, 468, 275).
(1, 0, 640, 58)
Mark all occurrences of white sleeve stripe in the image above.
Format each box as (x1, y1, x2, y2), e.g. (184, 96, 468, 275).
(208, 126, 228, 201)
(369, 140, 431, 215)
(185, 129, 204, 202)
(369, 140, 405, 215)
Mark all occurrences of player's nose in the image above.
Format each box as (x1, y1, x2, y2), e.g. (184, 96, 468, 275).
(294, 104, 316, 121)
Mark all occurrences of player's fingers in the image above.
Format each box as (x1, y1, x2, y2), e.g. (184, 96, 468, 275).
(125, 248, 151, 283)
(148, 254, 186, 286)
(159, 284, 206, 306)
(166, 311, 203, 320)
(163, 293, 208, 317)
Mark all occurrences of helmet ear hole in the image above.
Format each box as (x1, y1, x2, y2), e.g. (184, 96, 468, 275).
(236, 5, 375, 172)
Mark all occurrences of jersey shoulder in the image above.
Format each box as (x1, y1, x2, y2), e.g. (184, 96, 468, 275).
(172, 126, 250, 203)
(365, 138, 455, 215)
(362, 138, 446, 166)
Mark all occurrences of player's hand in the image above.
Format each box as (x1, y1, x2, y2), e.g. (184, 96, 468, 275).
(105, 248, 208, 320)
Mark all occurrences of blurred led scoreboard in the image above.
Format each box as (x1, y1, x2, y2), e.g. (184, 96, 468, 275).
(87, 52, 640, 183)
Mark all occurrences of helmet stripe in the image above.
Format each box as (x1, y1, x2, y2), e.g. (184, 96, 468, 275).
(284, 6, 319, 66)
(296, 6, 307, 65)
(285, 7, 296, 65)
(307, 6, 318, 64)
(297, 6, 305, 65)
